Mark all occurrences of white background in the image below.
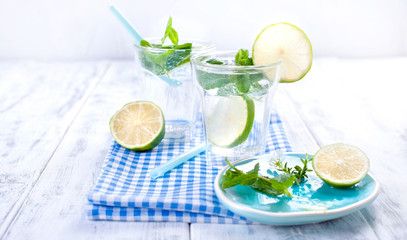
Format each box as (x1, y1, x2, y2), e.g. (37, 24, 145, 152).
(0, 0, 406, 60)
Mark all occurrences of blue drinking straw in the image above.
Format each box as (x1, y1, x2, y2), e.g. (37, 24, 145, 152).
(109, 4, 143, 44)
(108, 4, 182, 86)
(160, 75, 183, 87)
(150, 143, 206, 179)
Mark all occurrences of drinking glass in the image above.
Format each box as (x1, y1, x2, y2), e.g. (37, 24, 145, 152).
(191, 51, 281, 168)
(135, 39, 215, 142)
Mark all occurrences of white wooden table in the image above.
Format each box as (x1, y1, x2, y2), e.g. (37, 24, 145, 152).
(1, 58, 406, 239)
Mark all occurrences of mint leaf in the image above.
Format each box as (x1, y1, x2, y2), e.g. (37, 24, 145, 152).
(195, 49, 265, 93)
(221, 158, 245, 188)
(165, 43, 192, 72)
(251, 178, 282, 196)
(240, 163, 260, 186)
(137, 17, 193, 76)
(221, 170, 246, 188)
(231, 73, 251, 93)
(221, 159, 295, 197)
(140, 40, 152, 47)
(151, 44, 174, 49)
(206, 59, 224, 65)
(231, 70, 264, 94)
(196, 70, 231, 90)
(196, 70, 264, 93)
(138, 50, 169, 75)
(161, 16, 178, 45)
(235, 49, 253, 66)
(269, 174, 296, 197)
(140, 45, 192, 76)
(251, 174, 295, 197)
(232, 49, 258, 93)
(221, 159, 259, 188)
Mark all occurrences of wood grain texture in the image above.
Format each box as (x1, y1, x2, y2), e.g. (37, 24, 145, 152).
(189, 80, 380, 240)
(191, 212, 378, 240)
(2, 62, 189, 240)
(284, 58, 407, 239)
(0, 61, 109, 238)
(273, 87, 320, 154)
(1, 59, 406, 240)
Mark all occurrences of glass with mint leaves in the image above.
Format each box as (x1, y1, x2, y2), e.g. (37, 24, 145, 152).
(191, 50, 281, 168)
(134, 17, 215, 142)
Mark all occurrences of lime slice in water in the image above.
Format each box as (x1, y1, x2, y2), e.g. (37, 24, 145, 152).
(109, 101, 165, 151)
(312, 143, 370, 187)
(205, 95, 255, 148)
(253, 22, 313, 83)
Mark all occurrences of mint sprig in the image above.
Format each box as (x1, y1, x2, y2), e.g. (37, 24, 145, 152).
(272, 154, 313, 185)
(221, 158, 295, 197)
(161, 16, 178, 45)
(234, 49, 253, 66)
(199, 49, 263, 93)
(138, 17, 192, 77)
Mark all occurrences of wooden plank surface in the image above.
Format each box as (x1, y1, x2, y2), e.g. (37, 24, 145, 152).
(191, 213, 378, 240)
(1, 59, 406, 239)
(1, 62, 189, 240)
(189, 83, 379, 240)
(0, 61, 108, 238)
(283, 58, 407, 239)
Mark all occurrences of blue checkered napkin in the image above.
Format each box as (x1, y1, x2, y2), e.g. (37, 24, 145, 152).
(87, 112, 292, 223)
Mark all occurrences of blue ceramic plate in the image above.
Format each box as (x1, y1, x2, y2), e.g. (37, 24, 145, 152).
(214, 153, 380, 225)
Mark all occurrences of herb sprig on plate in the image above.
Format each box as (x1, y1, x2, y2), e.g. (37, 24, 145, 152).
(272, 154, 313, 185)
(221, 154, 313, 197)
(221, 158, 295, 197)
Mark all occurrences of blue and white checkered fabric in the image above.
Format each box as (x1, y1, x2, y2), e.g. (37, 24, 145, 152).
(87, 112, 291, 223)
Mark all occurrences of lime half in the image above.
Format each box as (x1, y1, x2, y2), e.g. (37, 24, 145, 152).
(109, 101, 165, 151)
(205, 95, 255, 148)
(253, 22, 313, 83)
(312, 143, 370, 187)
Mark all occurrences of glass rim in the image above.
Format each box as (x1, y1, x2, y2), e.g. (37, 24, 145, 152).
(134, 38, 216, 53)
(191, 50, 282, 70)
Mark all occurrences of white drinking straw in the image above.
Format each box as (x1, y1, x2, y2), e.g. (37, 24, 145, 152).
(150, 143, 206, 179)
